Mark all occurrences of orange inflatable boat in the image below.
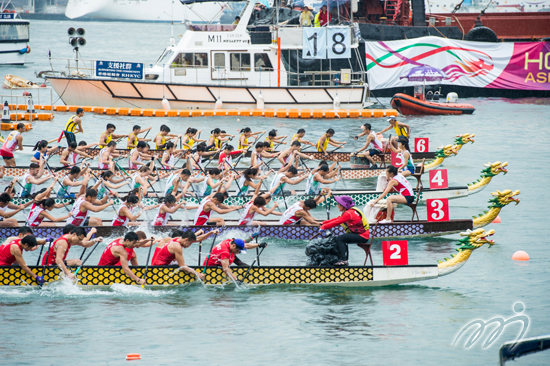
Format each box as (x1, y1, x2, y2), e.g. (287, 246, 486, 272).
(391, 93, 475, 116)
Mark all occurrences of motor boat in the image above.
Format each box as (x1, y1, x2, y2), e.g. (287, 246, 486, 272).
(391, 85, 475, 115)
(0, 3, 30, 65)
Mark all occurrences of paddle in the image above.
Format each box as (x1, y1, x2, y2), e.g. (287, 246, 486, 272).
(202, 233, 218, 274)
(79, 234, 94, 261)
(203, 136, 233, 170)
(141, 237, 154, 288)
(239, 244, 267, 284)
(73, 237, 103, 277)
(39, 238, 53, 287)
(44, 162, 74, 214)
(36, 237, 47, 266)
(277, 177, 289, 210)
(326, 191, 332, 220)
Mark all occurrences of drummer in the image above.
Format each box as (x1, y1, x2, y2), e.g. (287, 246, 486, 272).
(320, 195, 370, 266)
(378, 116, 411, 150)
(368, 165, 414, 223)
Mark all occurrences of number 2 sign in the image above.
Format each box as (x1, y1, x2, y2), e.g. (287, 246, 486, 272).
(426, 198, 449, 222)
(429, 169, 448, 189)
(383, 240, 408, 266)
(415, 138, 429, 153)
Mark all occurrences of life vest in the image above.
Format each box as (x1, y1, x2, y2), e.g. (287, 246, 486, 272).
(340, 207, 369, 234)
(316, 134, 329, 152)
(238, 134, 248, 149)
(314, 12, 321, 27)
(99, 133, 112, 149)
(393, 123, 408, 137)
(127, 133, 138, 149)
(155, 133, 166, 150)
(183, 135, 195, 150)
(65, 115, 77, 133)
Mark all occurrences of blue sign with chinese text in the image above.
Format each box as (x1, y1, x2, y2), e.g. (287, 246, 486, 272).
(95, 60, 143, 80)
(0, 14, 15, 19)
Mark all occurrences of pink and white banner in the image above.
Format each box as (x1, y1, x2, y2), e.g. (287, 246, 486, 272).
(365, 36, 550, 91)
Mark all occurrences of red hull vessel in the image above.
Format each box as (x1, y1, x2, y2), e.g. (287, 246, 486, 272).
(391, 93, 475, 115)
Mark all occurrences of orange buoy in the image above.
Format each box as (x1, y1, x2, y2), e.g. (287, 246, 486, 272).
(512, 251, 530, 261)
(491, 215, 501, 224)
(126, 353, 141, 361)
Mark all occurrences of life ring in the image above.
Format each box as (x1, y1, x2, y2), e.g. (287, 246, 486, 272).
(26, 45, 30, 54)
(465, 26, 498, 42)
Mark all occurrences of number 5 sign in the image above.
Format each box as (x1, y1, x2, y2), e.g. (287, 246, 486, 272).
(391, 151, 404, 167)
(415, 138, 429, 153)
(426, 198, 449, 222)
(383, 240, 408, 266)
(429, 169, 448, 189)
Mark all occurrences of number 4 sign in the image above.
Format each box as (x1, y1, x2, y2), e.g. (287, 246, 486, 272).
(415, 138, 429, 153)
(383, 240, 408, 266)
(426, 198, 450, 222)
(429, 169, 448, 189)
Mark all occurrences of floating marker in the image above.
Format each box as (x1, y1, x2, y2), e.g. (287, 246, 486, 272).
(512, 251, 529, 261)
(491, 215, 501, 224)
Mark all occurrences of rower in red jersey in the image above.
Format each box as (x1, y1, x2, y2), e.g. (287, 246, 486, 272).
(43, 227, 102, 280)
(97, 232, 145, 285)
(193, 192, 242, 226)
(0, 230, 42, 285)
(152, 229, 219, 280)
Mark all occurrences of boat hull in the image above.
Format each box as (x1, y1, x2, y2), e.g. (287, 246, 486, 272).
(2, 220, 474, 240)
(0, 264, 440, 287)
(391, 93, 475, 115)
(46, 77, 367, 110)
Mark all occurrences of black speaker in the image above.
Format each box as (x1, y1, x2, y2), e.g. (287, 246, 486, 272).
(77, 38, 86, 46)
(69, 37, 78, 47)
(68, 27, 76, 36)
(77, 28, 85, 36)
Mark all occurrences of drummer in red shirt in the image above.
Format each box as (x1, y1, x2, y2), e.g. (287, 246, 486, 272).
(203, 235, 266, 281)
(151, 229, 219, 281)
(320, 195, 369, 266)
(97, 232, 145, 285)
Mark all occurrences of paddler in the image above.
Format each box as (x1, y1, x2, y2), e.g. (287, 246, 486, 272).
(98, 123, 128, 148)
(208, 128, 234, 150)
(237, 189, 280, 226)
(352, 123, 384, 169)
(57, 165, 90, 199)
(193, 192, 243, 226)
(0, 191, 32, 227)
(18, 161, 55, 198)
(154, 124, 181, 150)
(97, 231, 145, 285)
(269, 164, 309, 196)
(98, 141, 125, 169)
(320, 195, 369, 266)
(61, 108, 84, 145)
(368, 165, 414, 223)
(264, 129, 287, 151)
(238, 127, 265, 150)
(203, 236, 267, 282)
(0, 232, 43, 285)
(277, 140, 314, 166)
(377, 116, 411, 150)
(316, 128, 346, 156)
(388, 137, 416, 177)
(291, 128, 314, 147)
(0, 123, 26, 167)
(304, 163, 339, 196)
(279, 197, 324, 226)
(59, 142, 93, 167)
(151, 229, 219, 280)
(250, 142, 278, 169)
(182, 127, 205, 150)
(126, 125, 152, 149)
(67, 188, 114, 227)
(43, 227, 103, 280)
(129, 141, 155, 170)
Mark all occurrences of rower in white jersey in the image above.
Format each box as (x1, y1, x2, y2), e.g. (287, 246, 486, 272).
(237, 189, 280, 225)
(193, 192, 242, 226)
(352, 123, 384, 169)
(67, 188, 114, 227)
(18, 161, 54, 198)
(269, 165, 308, 196)
(56, 165, 89, 199)
(304, 163, 339, 196)
(160, 141, 186, 170)
(233, 167, 273, 196)
(0, 123, 25, 167)
(59, 142, 93, 167)
(112, 195, 144, 227)
(199, 168, 234, 197)
(278, 198, 322, 226)
(368, 165, 415, 223)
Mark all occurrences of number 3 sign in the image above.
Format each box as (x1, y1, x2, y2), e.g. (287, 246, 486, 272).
(415, 138, 429, 153)
(383, 240, 408, 266)
(426, 198, 449, 222)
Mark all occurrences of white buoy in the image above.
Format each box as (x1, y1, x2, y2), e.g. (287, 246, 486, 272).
(333, 93, 341, 110)
(256, 92, 264, 110)
(2, 101, 10, 122)
(26, 93, 35, 113)
(446, 92, 458, 103)
(161, 97, 171, 111)
(215, 97, 223, 110)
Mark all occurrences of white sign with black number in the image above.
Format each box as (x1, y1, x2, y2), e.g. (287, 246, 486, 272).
(327, 27, 351, 59)
(302, 28, 327, 60)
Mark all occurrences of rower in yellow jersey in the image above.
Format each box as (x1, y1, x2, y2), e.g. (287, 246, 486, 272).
(182, 127, 205, 150)
(264, 129, 287, 151)
(98, 123, 128, 148)
(291, 128, 314, 147)
(378, 116, 411, 149)
(154, 124, 181, 150)
(61, 108, 84, 145)
(316, 128, 346, 156)
(208, 128, 234, 149)
(126, 125, 152, 149)
(238, 127, 264, 150)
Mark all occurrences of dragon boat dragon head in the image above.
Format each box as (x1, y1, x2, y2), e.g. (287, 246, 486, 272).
(467, 162, 509, 193)
(435, 144, 460, 159)
(488, 189, 520, 208)
(453, 133, 475, 148)
(438, 228, 495, 276)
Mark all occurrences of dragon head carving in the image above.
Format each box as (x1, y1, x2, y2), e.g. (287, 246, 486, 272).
(488, 189, 520, 209)
(481, 161, 508, 178)
(435, 144, 460, 158)
(454, 133, 475, 146)
(457, 228, 495, 250)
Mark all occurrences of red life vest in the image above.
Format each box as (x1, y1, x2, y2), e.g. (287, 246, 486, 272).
(98, 239, 124, 266)
(152, 239, 179, 265)
(203, 239, 235, 267)
(42, 235, 72, 266)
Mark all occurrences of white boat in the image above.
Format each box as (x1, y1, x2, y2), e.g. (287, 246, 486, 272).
(47, 0, 369, 109)
(427, 0, 550, 13)
(65, 0, 228, 23)
(0, 3, 30, 65)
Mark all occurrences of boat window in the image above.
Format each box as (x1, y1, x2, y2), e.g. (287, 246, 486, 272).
(193, 53, 208, 67)
(213, 53, 225, 68)
(156, 49, 174, 66)
(171, 52, 208, 68)
(0, 23, 29, 42)
(230, 53, 251, 72)
(254, 53, 273, 71)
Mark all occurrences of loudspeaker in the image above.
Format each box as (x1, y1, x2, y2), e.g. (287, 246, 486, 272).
(77, 37, 86, 46)
(69, 37, 78, 47)
(68, 27, 76, 36)
(77, 28, 85, 36)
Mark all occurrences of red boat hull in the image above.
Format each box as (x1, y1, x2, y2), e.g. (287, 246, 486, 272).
(390, 93, 475, 115)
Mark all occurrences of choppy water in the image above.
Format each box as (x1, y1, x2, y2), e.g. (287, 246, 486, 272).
(0, 20, 549, 365)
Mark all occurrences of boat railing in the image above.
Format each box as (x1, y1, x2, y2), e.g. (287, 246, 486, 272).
(285, 69, 367, 87)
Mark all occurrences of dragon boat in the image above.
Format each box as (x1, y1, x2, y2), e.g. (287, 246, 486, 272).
(0, 229, 495, 288)
(9, 162, 509, 208)
(4, 190, 520, 240)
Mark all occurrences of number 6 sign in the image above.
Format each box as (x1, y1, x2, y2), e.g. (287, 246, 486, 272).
(426, 198, 449, 222)
(415, 138, 429, 153)
(383, 240, 408, 266)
